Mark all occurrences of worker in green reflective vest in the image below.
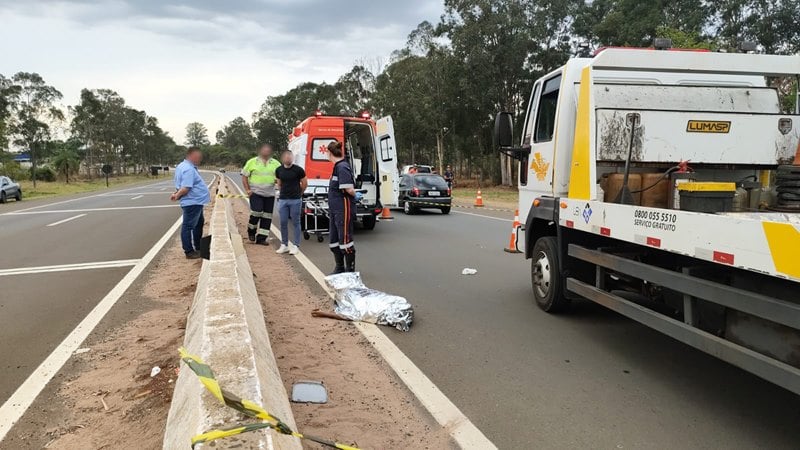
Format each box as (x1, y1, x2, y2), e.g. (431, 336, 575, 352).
(242, 144, 281, 245)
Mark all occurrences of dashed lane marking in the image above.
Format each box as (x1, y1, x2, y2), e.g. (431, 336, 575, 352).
(46, 213, 87, 227)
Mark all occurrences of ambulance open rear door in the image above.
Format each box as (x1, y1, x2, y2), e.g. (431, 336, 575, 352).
(376, 116, 399, 207)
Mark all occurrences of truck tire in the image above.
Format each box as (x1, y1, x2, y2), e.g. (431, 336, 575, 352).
(362, 214, 377, 230)
(531, 236, 570, 313)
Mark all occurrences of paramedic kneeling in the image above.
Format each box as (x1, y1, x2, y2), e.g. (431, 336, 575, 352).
(327, 140, 361, 274)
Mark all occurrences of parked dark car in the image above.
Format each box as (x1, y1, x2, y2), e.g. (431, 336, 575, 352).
(0, 176, 21, 203)
(399, 174, 451, 214)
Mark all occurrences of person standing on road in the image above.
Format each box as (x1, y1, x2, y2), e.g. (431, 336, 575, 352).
(275, 150, 307, 255)
(327, 141, 361, 273)
(444, 165, 454, 188)
(242, 144, 281, 245)
(170, 146, 210, 259)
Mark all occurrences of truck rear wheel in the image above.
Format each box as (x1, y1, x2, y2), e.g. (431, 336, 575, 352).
(531, 236, 570, 313)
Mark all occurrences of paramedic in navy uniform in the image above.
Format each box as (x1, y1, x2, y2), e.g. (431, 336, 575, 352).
(326, 140, 361, 273)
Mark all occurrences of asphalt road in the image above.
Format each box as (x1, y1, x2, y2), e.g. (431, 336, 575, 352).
(0, 175, 213, 404)
(228, 175, 799, 449)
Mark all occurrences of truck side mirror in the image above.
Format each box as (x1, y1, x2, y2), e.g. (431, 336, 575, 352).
(494, 112, 514, 149)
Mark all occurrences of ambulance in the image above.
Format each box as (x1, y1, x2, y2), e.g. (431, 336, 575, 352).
(287, 112, 400, 230)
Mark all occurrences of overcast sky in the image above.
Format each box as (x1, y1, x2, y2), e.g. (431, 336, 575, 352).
(0, 0, 444, 143)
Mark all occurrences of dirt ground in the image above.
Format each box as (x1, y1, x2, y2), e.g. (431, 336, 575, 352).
(2, 203, 212, 450)
(231, 199, 455, 450)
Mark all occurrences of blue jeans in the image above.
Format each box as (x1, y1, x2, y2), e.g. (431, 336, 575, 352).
(181, 204, 204, 254)
(278, 198, 302, 246)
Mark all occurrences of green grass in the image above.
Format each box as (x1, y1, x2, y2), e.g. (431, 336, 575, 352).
(18, 174, 164, 201)
(451, 186, 519, 208)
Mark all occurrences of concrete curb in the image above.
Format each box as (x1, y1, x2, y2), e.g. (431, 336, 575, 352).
(164, 179, 301, 450)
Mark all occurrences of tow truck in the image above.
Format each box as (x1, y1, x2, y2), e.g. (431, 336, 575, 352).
(495, 45, 800, 394)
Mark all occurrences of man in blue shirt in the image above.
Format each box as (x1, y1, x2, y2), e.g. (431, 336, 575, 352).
(171, 147, 211, 259)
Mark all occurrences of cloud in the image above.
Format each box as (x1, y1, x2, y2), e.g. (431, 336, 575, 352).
(0, 0, 443, 142)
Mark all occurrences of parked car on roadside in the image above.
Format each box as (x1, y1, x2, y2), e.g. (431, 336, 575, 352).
(0, 176, 22, 203)
(398, 174, 451, 215)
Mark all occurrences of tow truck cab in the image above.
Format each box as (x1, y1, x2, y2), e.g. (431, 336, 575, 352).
(288, 113, 400, 229)
(496, 48, 800, 395)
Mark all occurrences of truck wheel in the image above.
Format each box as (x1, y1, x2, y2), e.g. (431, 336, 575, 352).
(362, 214, 377, 230)
(531, 236, 570, 313)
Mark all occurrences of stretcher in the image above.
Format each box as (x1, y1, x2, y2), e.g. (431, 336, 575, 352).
(302, 186, 330, 242)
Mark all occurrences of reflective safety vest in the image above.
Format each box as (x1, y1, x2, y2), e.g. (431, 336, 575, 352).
(242, 156, 280, 196)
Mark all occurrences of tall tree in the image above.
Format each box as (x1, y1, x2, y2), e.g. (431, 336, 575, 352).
(185, 122, 210, 147)
(216, 116, 256, 150)
(8, 72, 64, 188)
(715, 0, 800, 54)
(574, 0, 709, 47)
(0, 74, 20, 151)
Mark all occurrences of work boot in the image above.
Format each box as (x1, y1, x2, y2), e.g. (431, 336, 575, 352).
(344, 250, 356, 273)
(330, 247, 345, 275)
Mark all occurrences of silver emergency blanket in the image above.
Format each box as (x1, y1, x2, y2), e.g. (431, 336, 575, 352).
(324, 272, 414, 331)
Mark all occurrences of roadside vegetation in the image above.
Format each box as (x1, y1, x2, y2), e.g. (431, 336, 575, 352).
(17, 174, 160, 201)
(2, 0, 797, 191)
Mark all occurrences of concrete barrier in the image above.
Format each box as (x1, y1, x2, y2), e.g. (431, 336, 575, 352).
(164, 179, 301, 450)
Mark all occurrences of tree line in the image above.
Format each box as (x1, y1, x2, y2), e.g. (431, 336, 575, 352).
(0, 73, 181, 187)
(4, 0, 798, 187)
(199, 0, 800, 185)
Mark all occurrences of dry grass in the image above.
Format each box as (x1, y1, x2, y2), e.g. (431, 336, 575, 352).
(18, 175, 163, 200)
(451, 186, 519, 208)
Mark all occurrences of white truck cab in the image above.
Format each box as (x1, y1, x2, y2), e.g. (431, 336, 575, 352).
(496, 47, 800, 394)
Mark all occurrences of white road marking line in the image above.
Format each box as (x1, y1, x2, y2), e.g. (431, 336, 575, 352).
(453, 210, 513, 222)
(0, 183, 163, 216)
(9, 205, 178, 215)
(0, 173, 217, 442)
(98, 192, 166, 197)
(131, 195, 144, 200)
(226, 175, 498, 449)
(0, 259, 140, 277)
(160, 187, 169, 191)
(45, 213, 87, 227)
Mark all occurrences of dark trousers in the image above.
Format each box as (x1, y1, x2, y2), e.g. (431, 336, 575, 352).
(181, 204, 204, 254)
(248, 194, 275, 243)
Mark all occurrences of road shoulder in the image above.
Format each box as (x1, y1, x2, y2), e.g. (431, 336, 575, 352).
(230, 198, 456, 449)
(0, 214, 207, 450)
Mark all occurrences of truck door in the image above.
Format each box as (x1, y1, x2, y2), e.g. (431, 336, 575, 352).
(376, 116, 400, 207)
(524, 73, 562, 197)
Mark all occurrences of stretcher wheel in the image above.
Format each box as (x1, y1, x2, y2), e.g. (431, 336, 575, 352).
(303, 231, 310, 240)
(317, 235, 325, 243)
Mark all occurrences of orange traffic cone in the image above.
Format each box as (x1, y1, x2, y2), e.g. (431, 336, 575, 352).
(474, 190, 484, 207)
(380, 206, 394, 220)
(504, 209, 522, 253)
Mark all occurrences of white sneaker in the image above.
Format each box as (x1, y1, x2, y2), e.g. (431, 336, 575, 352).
(276, 244, 290, 254)
(289, 244, 300, 255)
